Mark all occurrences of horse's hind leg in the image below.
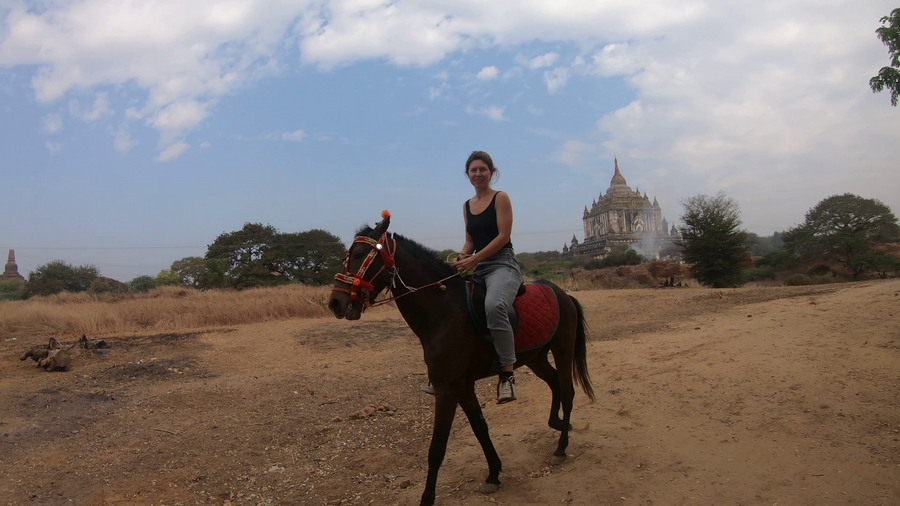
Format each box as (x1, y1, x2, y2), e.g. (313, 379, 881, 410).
(528, 350, 570, 432)
(459, 384, 503, 494)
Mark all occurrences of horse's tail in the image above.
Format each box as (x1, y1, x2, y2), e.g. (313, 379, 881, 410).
(570, 295, 595, 402)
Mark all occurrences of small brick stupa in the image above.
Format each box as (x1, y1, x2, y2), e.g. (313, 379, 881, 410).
(1, 249, 25, 282)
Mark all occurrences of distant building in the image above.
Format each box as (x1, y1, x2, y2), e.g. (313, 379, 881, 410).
(563, 159, 678, 259)
(1, 249, 25, 282)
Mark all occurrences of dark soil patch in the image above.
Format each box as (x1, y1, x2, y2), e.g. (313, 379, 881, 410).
(294, 320, 415, 349)
(100, 357, 210, 382)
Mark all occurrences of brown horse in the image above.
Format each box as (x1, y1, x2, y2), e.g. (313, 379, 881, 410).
(328, 214, 595, 506)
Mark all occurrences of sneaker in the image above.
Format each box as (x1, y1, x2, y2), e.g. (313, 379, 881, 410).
(497, 376, 516, 404)
(421, 384, 435, 395)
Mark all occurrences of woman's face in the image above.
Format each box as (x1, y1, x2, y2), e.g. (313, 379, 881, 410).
(467, 159, 492, 189)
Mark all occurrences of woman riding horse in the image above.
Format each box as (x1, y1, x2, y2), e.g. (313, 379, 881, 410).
(450, 150, 523, 404)
(328, 211, 594, 506)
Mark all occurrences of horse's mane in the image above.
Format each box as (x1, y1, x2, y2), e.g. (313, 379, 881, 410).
(355, 226, 458, 279)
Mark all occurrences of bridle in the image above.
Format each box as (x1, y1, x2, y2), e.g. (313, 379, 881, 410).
(332, 231, 461, 311)
(333, 233, 397, 308)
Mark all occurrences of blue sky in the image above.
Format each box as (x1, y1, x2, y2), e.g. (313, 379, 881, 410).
(2, 0, 899, 282)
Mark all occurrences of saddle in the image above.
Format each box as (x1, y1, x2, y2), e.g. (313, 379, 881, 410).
(465, 278, 561, 354)
(466, 275, 526, 335)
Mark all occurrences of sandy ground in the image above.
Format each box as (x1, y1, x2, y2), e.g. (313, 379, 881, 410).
(1, 280, 899, 506)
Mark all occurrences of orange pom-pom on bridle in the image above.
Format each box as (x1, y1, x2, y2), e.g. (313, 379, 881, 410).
(382, 209, 391, 219)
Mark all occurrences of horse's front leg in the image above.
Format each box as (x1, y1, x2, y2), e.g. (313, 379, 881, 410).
(458, 384, 503, 494)
(420, 387, 460, 506)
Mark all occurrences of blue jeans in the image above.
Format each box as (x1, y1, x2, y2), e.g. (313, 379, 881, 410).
(474, 248, 523, 367)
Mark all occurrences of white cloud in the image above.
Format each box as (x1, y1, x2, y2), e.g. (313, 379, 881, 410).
(45, 141, 62, 152)
(588, 43, 648, 76)
(522, 52, 558, 69)
(154, 141, 190, 162)
(281, 129, 307, 141)
(0, 1, 301, 149)
(114, 128, 138, 152)
(148, 101, 210, 143)
(1, 0, 705, 154)
(82, 92, 113, 122)
(543, 67, 569, 94)
(476, 66, 499, 81)
(42, 113, 63, 133)
(527, 104, 543, 116)
(591, 2, 900, 231)
(2, 0, 899, 222)
(200, 141, 212, 148)
(466, 105, 506, 121)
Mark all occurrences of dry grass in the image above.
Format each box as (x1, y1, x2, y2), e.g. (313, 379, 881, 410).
(0, 284, 341, 338)
(565, 261, 695, 290)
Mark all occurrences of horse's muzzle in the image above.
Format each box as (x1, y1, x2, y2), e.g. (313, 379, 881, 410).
(328, 294, 347, 319)
(328, 294, 362, 320)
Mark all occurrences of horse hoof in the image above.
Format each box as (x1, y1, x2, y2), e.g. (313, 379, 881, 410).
(549, 454, 567, 466)
(479, 483, 500, 495)
(550, 421, 573, 432)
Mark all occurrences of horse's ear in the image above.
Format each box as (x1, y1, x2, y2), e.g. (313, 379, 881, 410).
(370, 215, 391, 238)
(48, 337, 61, 350)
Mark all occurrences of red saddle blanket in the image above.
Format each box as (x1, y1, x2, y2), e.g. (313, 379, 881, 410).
(466, 282, 560, 352)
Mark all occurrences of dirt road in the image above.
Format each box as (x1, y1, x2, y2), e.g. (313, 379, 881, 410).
(2, 281, 899, 505)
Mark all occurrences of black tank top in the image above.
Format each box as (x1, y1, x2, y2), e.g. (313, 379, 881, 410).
(465, 192, 513, 253)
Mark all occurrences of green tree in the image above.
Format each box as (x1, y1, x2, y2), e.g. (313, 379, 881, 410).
(198, 258, 228, 289)
(206, 224, 346, 289)
(128, 275, 157, 293)
(272, 229, 346, 285)
(756, 250, 801, 270)
(677, 192, 748, 288)
(745, 233, 775, 256)
(206, 223, 282, 289)
(155, 269, 181, 287)
(783, 194, 900, 279)
(0, 279, 26, 301)
(770, 231, 785, 250)
(171, 256, 208, 288)
(25, 260, 99, 297)
(870, 8, 900, 106)
(851, 250, 900, 279)
(583, 244, 646, 270)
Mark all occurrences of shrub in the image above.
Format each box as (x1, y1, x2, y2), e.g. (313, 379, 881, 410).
(784, 274, 811, 286)
(584, 259, 603, 270)
(0, 279, 26, 301)
(784, 273, 847, 286)
(615, 266, 632, 277)
(807, 264, 831, 277)
(128, 275, 157, 293)
(756, 251, 801, 270)
(741, 266, 776, 283)
(89, 277, 131, 295)
(25, 260, 99, 297)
